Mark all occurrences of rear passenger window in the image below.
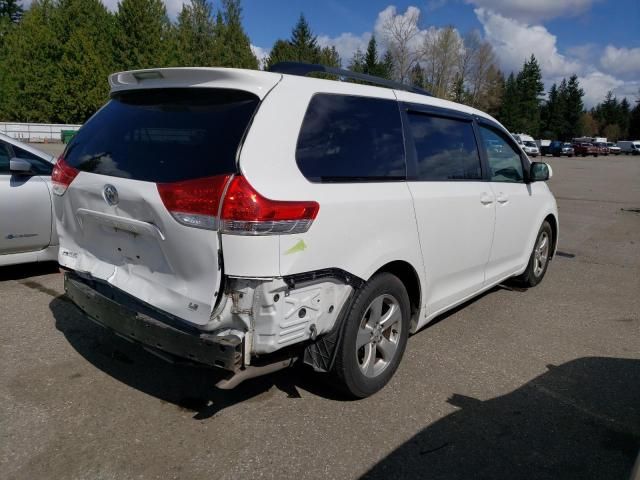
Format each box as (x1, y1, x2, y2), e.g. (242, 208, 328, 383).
(296, 94, 405, 182)
(479, 125, 524, 183)
(407, 113, 481, 181)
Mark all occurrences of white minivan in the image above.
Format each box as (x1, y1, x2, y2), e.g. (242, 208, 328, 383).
(53, 64, 558, 398)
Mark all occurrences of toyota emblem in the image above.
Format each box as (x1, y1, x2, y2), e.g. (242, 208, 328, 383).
(103, 184, 119, 206)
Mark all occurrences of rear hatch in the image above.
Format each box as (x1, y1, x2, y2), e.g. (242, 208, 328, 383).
(54, 70, 279, 327)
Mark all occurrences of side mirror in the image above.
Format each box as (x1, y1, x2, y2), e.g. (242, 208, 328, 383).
(530, 162, 552, 182)
(9, 157, 33, 175)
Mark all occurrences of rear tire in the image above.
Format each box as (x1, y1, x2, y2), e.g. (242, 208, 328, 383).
(332, 272, 410, 398)
(514, 221, 553, 288)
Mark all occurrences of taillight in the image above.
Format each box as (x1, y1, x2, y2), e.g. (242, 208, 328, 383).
(157, 175, 232, 230)
(51, 156, 79, 196)
(220, 176, 319, 235)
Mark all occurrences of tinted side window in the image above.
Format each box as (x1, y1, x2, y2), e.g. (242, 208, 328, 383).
(12, 146, 53, 175)
(479, 125, 524, 183)
(0, 142, 11, 174)
(407, 112, 481, 181)
(296, 94, 405, 182)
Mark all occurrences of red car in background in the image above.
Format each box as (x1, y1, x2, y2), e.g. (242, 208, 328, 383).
(573, 142, 599, 157)
(593, 142, 610, 155)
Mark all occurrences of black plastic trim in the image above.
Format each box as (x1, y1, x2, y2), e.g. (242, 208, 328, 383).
(64, 273, 243, 371)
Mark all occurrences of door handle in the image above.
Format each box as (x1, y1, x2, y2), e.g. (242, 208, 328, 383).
(496, 193, 509, 204)
(480, 193, 494, 205)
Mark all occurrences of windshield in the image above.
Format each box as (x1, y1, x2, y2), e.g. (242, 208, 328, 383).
(524, 141, 537, 147)
(64, 88, 260, 183)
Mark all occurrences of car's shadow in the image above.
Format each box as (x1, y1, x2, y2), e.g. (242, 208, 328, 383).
(363, 356, 640, 480)
(49, 283, 519, 419)
(0, 261, 59, 281)
(49, 295, 349, 419)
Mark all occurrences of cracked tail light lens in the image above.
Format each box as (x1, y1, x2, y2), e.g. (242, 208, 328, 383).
(157, 175, 232, 230)
(220, 176, 319, 235)
(51, 156, 79, 196)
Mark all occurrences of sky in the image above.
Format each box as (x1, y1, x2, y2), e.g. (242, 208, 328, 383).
(20, 0, 640, 107)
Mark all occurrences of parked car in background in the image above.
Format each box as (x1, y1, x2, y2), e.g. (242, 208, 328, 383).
(53, 65, 558, 398)
(573, 142, 599, 157)
(545, 141, 574, 157)
(606, 142, 621, 155)
(0, 133, 58, 266)
(512, 133, 539, 157)
(617, 140, 640, 155)
(593, 142, 609, 155)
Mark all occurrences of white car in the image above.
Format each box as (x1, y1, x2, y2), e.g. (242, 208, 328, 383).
(606, 142, 621, 155)
(54, 65, 558, 397)
(0, 133, 58, 266)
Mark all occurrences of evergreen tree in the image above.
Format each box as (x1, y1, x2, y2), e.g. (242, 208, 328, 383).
(348, 48, 365, 72)
(53, 0, 115, 123)
(171, 0, 217, 67)
(515, 54, 544, 136)
(563, 74, 584, 140)
(498, 72, 518, 131)
(265, 14, 322, 69)
(619, 98, 631, 139)
(629, 94, 640, 139)
(0, 0, 22, 22)
(0, 0, 62, 122)
(411, 63, 425, 89)
(114, 0, 170, 70)
(318, 45, 340, 68)
(215, 0, 257, 68)
(379, 50, 394, 80)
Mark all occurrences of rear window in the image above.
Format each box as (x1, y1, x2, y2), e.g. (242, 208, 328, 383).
(64, 88, 259, 183)
(296, 94, 405, 182)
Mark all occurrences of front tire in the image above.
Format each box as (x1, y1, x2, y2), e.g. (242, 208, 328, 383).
(332, 273, 410, 398)
(514, 221, 553, 288)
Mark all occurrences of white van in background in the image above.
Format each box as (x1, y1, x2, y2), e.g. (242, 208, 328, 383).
(512, 133, 540, 157)
(617, 141, 640, 155)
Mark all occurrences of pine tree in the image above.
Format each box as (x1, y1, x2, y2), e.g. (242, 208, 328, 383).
(564, 74, 584, 140)
(318, 45, 340, 68)
(215, 0, 257, 68)
(0, 0, 62, 122)
(114, 0, 170, 70)
(516, 55, 544, 136)
(53, 0, 115, 123)
(265, 13, 322, 69)
(348, 48, 365, 73)
(171, 0, 217, 67)
(619, 98, 631, 139)
(411, 63, 426, 89)
(498, 72, 518, 132)
(0, 0, 22, 22)
(629, 93, 640, 139)
(379, 51, 394, 80)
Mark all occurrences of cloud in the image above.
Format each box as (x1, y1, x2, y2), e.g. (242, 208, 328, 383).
(465, 0, 601, 23)
(565, 43, 599, 63)
(475, 8, 581, 78)
(250, 45, 268, 69)
(600, 46, 640, 77)
(578, 71, 624, 107)
(317, 32, 372, 65)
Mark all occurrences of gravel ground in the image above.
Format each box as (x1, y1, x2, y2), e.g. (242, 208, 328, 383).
(1, 154, 639, 480)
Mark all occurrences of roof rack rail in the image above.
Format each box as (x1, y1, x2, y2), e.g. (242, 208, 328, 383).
(268, 61, 432, 97)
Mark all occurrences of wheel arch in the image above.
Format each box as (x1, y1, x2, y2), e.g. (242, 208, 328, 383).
(544, 213, 559, 258)
(371, 260, 422, 332)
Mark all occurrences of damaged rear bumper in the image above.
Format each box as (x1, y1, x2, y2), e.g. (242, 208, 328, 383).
(64, 272, 243, 371)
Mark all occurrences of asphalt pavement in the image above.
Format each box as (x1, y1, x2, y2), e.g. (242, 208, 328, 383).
(1, 153, 639, 479)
